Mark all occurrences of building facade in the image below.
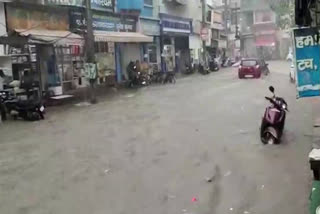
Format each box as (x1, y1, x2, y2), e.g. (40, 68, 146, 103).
(240, 0, 278, 59)
(159, 0, 202, 73)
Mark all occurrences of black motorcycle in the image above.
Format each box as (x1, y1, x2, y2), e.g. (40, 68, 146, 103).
(209, 59, 219, 72)
(127, 62, 149, 87)
(0, 91, 45, 121)
(0, 91, 7, 121)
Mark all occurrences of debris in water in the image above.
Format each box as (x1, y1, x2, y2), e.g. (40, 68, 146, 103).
(191, 197, 197, 202)
(261, 185, 265, 190)
(182, 209, 187, 213)
(224, 171, 232, 177)
(168, 195, 176, 199)
(125, 94, 135, 98)
(75, 102, 91, 107)
(104, 169, 110, 174)
(206, 177, 213, 182)
(229, 208, 233, 211)
(244, 211, 250, 214)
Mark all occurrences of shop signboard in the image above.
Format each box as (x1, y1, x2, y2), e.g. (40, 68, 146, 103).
(91, 0, 113, 12)
(160, 13, 192, 34)
(45, 0, 84, 6)
(14, 0, 84, 6)
(140, 19, 160, 36)
(6, 6, 69, 31)
(92, 14, 136, 32)
(69, 10, 86, 30)
(294, 27, 320, 98)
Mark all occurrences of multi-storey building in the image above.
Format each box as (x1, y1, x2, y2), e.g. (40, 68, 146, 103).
(158, 0, 202, 73)
(240, 0, 277, 59)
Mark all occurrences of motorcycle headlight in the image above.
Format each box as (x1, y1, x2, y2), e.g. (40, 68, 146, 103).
(282, 104, 286, 109)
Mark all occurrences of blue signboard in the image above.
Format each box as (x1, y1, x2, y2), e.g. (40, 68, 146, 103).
(294, 28, 320, 98)
(92, 14, 136, 32)
(160, 13, 192, 34)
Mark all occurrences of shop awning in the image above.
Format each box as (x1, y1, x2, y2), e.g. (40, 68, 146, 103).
(14, 29, 84, 46)
(94, 31, 153, 43)
(255, 35, 276, 47)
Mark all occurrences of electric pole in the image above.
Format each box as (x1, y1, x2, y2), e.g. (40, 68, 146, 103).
(201, 0, 207, 67)
(85, 0, 97, 103)
(85, 0, 95, 63)
(224, 0, 229, 56)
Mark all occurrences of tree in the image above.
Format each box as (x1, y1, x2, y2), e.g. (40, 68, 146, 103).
(267, 0, 295, 29)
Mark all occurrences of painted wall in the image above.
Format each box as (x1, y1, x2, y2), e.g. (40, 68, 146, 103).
(117, 0, 144, 11)
(159, 1, 202, 34)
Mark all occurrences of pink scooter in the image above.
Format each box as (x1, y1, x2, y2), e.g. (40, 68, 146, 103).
(260, 86, 288, 144)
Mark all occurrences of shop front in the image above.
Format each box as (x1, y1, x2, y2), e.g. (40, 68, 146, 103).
(160, 13, 192, 74)
(253, 23, 278, 60)
(140, 18, 161, 70)
(91, 12, 152, 83)
(2, 4, 84, 96)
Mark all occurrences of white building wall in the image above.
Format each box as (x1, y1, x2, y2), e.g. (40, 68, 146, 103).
(160, 1, 203, 63)
(0, 3, 6, 55)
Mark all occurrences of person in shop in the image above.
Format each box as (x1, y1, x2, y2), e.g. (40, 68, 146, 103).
(20, 69, 35, 99)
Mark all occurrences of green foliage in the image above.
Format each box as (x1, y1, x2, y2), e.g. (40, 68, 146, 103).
(268, 0, 294, 29)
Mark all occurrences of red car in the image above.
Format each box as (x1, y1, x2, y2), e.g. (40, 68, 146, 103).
(238, 58, 269, 79)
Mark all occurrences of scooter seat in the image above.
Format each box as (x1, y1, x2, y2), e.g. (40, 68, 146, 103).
(5, 99, 40, 108)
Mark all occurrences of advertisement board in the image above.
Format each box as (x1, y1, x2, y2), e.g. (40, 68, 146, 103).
(6, 6, 69, 31)
(294, 27, 320, 98)
(92, 14, 136, 32)
(91, 0, 113, 11)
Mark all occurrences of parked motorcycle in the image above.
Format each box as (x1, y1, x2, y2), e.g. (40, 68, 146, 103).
(221, 57, 232, 67)
(199, 63, 210, 75)
(127, 61, 149, 87)
(209, 59, 219, 72)
(260, 86, 288, 144)
(0, 91, 45, 121)
(0, 91, 7, 121)
(185, 63, 194, 74)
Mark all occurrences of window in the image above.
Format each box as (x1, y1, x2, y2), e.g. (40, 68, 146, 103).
(206, 10, 212, 23)
(144, 0, 153, 6)
(254, 11, 274, 24)
(94, 42, 108, 53)
(213, 11, 222, 24)
(148, 45, 157, 63)
(241, 60, 257, 67)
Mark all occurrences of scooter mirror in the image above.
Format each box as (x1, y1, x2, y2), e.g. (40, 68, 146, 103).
(269, 86, 275, 93)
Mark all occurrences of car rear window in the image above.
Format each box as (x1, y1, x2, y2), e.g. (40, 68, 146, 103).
(242, 60, 257, 67)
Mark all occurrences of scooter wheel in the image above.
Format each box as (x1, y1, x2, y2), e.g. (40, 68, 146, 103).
(262, 132, 277, 145)
(39, 112, 45, 120)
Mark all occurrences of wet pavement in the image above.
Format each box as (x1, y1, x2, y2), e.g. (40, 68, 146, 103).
(0, 61, 314, 214)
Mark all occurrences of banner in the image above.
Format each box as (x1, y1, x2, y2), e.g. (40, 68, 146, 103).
(91, 0, 113, 11)
(45, 0, 84, 6)
(6, 6, 69, 31)
(294, 28, 320, 98)
(92, 14, 136, 32)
